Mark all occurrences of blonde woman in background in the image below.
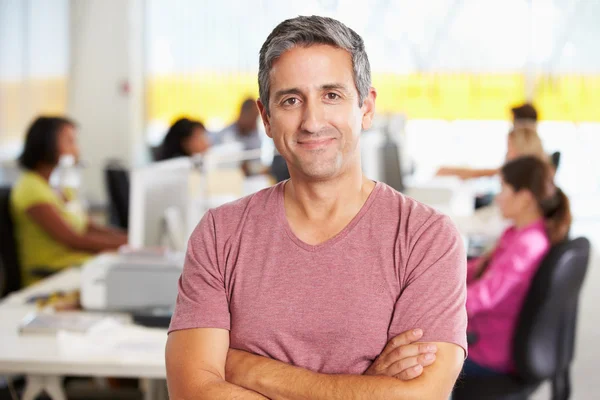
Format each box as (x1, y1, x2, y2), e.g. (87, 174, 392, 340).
(437, 123, 550, 180)
(450, 124, 554, 242)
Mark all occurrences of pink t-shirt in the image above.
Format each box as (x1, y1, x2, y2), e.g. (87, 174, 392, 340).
(466, 220, 550, 373)
(169, 181, 468, 374)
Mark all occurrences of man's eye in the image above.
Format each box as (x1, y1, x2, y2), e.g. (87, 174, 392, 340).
(284, 98, 298, 106)
(326, 93, 340, 100)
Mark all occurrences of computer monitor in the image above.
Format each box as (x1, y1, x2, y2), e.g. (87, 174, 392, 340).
(361, 126, 406, 191)
(128, 146, 269, 251)
(128, 157, 194, 250)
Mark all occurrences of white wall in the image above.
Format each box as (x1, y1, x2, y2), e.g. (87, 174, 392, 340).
(68, 0, 146, 205)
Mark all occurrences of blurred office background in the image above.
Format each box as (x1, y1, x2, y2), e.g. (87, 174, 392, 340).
(1, 0, 600, 399)
(2, 0, 600, 206)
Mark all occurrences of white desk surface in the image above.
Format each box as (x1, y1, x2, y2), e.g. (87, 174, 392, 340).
(2, 267, 81, 306)
(0, 268, 167, 379)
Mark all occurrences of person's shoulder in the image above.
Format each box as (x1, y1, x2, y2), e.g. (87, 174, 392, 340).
(208, 182, 282, 226)
(516, 222, 551, 255)
(375, 182, 450, 227)
(11, 171, 53, 206)
(375, 183, 462, 249)
(12, 170, 37, 189)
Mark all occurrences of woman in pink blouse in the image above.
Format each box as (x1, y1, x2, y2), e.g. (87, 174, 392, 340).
(463, 156, 572, 377)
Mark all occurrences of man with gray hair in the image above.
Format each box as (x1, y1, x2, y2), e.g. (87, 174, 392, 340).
(166, 15, 467, 399)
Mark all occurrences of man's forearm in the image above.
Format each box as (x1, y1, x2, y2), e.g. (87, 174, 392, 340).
(226, 350, 440, 400)
(195, 380, 269, 400)
(169, 373, 269, 400)
(256, 368, 408, 400)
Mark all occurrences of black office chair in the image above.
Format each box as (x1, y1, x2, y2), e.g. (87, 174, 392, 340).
(0, 256, 6, 297)
(104, 161, 130, 230)
(0, 186, 22, 296)
(551, 151, 561, 170)
(474, 193, 495, 210)
(150, 145, 162, 162)
(453, 237, 590, 400)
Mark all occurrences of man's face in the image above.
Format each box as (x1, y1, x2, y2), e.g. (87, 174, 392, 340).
(258, 44, 376, 181)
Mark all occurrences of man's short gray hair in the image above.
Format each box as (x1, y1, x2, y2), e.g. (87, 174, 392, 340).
(258, 15, 371, 115)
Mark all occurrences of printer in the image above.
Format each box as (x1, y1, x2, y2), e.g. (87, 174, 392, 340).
(80, 252, 184, 313)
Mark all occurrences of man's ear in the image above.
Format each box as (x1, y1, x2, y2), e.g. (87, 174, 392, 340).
(257, 99, 272, 139)
(361, 87, 377, 131)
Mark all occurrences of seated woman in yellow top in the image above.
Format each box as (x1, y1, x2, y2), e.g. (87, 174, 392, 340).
(11, 116, 128, 286)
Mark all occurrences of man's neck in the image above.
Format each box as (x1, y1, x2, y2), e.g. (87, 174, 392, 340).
(285, 167, 375, 222)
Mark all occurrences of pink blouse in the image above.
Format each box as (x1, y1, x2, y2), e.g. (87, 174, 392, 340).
(467, 219, 550, 372)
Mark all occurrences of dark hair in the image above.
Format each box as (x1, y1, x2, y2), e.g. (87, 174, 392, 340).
(240, 98, 258, 115)
(18, 116, 76, 170)
(511, 103, 538, 122)
(157, 118, 205, 161)
(501, 156, 571, 244)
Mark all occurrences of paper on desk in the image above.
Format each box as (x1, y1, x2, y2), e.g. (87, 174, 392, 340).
(57, 317, 166, 362)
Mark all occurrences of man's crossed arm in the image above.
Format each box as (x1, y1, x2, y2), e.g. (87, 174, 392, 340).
(166, 328, 464, 400)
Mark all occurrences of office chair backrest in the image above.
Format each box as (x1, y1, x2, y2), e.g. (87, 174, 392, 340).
(551, 151, 561, 170)
(0, 257, 5, 297)
(0, 186, 22, 296)
(104, 162, 130, 230)
(513, 237, 590, 382)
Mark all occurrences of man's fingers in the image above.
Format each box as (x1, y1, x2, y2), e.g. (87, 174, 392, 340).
(387, 356, 419, 377)
(383, 342, 437, 368)
(387, 352, 436, 378)
(417, 352, 437, 367)
(381, 329, 423, 358)
(395, 364, 424, 381)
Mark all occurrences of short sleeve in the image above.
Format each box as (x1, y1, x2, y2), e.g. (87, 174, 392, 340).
(389, 215, 468, 355)
(13, 175, 56, 211)
(168, 211, 231, 333)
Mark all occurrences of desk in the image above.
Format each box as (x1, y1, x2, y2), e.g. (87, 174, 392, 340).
(0, 268, 168, 400)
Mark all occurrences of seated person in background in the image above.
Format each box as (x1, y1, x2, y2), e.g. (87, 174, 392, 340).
(448, 125, 550, 238)
(463, 156, 571, 377)
(504, 122, 546, 163)
(214, 98, 264, 176)
(437, 123, 546, 180)
(156, 117, 210, 161)
(437, 102, 541, 180)
(10, 116, 128, 286)
(215, 98, 261, 150)
(510, 102, 538, 125)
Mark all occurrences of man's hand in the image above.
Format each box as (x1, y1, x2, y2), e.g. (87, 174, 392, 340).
(364, 329, 437, 380)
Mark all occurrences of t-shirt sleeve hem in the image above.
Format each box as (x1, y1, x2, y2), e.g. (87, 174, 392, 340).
(167, 319, 231, 334)
(424, 337, 468, 359)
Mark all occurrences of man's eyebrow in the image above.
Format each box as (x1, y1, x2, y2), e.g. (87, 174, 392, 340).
(273, 88, 303, 100)
(273, 84, 350, 101)
(321, 83, 350, 93)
